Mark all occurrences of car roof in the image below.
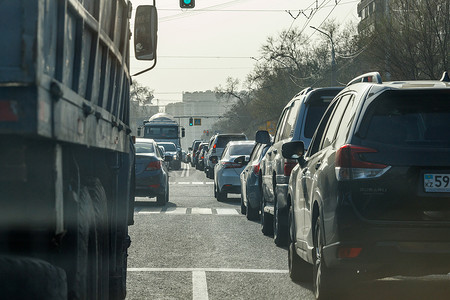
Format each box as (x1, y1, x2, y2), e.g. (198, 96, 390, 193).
(227, 140, 255, 146)
(136, 138, 156, 143)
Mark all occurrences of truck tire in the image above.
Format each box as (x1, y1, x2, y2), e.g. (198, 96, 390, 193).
(0, 255, 67, 300)
(86, 177, 110, 300)
(63, 186, 106, 300)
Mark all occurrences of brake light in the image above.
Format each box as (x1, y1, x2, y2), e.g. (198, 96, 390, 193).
(145, 161, 161, 171)
(335, 144, 390, 181)
(338, 247, 362, 258)
(253, 163, 260, 175)
(284, 161, 297, 176)
(221, 161, 241, 169)
(213, 144, 216, 149)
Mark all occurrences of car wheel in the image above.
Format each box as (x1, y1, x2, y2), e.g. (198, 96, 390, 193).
(273, 200, 288, 246)
(313, 217, 338, 300)
(288, 206, 311, 282)
(246, 202, 259, 221)
(217, 186, 227, 202)
(261, 191, 273, 236)
(157, 183, 168, 205)
(214, 182, 217, 198)
(240, 193, 246, 215)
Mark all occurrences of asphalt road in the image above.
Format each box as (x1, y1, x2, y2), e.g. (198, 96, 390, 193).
(126, 163, 450, 300)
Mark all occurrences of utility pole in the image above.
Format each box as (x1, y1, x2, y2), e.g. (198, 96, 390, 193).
(310, 26, 337, 86)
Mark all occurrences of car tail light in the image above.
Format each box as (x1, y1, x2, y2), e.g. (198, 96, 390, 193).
(335, 144, 390, 181)
(338, 247, 362, 258)
(145, 161, 161, 171)
(283, 161, 297, 176)
(201, 155, 204, 159)
(253, 163, 260, 175)
(148, 184, 160, 189)
(221, 161, 241, 169)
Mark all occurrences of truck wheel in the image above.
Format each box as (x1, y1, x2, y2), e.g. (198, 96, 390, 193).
(0, 255, 67, 300)
(261, 193, 273, 236)
(64, 186, 105, 300)
(86, 178, 110, 300)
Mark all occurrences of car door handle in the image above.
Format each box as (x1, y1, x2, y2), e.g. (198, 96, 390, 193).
(315, 162, 321, 170)
(273, 149, 278, 154)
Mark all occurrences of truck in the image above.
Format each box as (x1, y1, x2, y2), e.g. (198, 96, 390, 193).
(0, 1, 157, 299)
(139, 113, 185, 169)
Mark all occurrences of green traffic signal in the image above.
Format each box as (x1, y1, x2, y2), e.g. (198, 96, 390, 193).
(180, 0, 195, 8)
(189, 117, 193, 126)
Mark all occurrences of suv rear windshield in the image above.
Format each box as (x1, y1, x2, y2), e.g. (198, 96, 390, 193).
(216, 135, 247, 148)
(360, 90, 450, 147)
(304, 92, 336, 138)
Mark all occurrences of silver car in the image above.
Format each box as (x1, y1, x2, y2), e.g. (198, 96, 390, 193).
(212, 140, 255, 202)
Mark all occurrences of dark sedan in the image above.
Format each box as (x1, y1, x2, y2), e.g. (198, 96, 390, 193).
(135, 138, 171, 205)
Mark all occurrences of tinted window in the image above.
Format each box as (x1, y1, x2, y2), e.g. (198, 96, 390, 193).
(321, 98, 349, 149)
(307, 100, 339, 156)
(274, 108, 289, 142)
(144, 126, 178, 138)
(303, 93, 336, 138)
(216, 136, 246, 148)
(360, 90, 450, 147)
(160, 143, 176, 151)
(135, 142, 155, 153)
(281, 101, 301, 139)
(335, 94, 355, 147)
(229, 143, 255, 156)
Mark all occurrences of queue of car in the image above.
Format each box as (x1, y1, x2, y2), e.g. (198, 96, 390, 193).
(134, 71, 450, 300)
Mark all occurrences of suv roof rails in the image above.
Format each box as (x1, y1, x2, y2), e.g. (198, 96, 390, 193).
(441, 71, 449, 82)
(347, 72, 383, 87)
(294, 87, 313, 98)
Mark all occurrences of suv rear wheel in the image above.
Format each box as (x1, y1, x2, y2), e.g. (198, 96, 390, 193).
(288, 206, 311, 282)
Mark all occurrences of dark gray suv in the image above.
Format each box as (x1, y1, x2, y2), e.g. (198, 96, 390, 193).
(257, 87, 343, 246)
(283, 72, 450, 299)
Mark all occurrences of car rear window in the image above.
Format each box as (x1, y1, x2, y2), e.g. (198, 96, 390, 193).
(304, 93, 336, 138)
(360, 90, 450, 147)
(216, 136, 247, 148)
(160, 143, 176, 151)
(229, 143, 255, 156)
(136, 143, 155, 153)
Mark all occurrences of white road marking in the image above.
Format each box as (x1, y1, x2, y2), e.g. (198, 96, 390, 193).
(165, 207, 187, 214)
(127, 267, 288, 274)
(215, 208, 239, 215)
(138, 208, 162, 214)
(191, 208, 212, 215)
(181, 167, 187, 178)
(192, 182, 204, 185)
(178, 182, 191, 185)
(192, 270, 209, 300)
(205, 182, 214, 185)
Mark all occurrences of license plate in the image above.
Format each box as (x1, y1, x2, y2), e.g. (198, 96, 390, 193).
(424, 174, 450, 192)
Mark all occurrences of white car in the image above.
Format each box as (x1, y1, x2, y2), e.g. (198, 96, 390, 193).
(212, 140, 255, 201)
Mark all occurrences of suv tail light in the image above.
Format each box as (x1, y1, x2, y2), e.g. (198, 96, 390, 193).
(335, 144, 390, 181)
(284, 161, 297, 176)
(145, 161, 161, 171)
(253, 163, 260, 175)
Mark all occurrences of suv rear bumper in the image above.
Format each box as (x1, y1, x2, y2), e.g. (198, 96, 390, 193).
(323, 223, 450, 277)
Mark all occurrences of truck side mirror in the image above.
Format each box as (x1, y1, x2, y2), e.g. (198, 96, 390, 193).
(134, 5, 158, 61)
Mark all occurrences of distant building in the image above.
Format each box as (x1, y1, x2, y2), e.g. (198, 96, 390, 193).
(165, 91, 236, 149)
(357, 0, 388, 33)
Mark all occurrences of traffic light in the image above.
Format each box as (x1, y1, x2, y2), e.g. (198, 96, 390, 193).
(180, 0, 195, 9)
(189, 117, 193, 126)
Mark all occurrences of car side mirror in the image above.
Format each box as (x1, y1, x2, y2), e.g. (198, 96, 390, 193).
(281, 141, 305, 160)
(255, 130, 271, 145)
(233, 155, 248, 165)
(209, 156, 218, 164)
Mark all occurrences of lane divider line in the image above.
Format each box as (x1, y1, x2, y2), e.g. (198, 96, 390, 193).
(128, 267, 289, 274)
(192, 270, 209, 300)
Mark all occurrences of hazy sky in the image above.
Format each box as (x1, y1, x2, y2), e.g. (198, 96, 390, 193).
(129, 0, 360, 105)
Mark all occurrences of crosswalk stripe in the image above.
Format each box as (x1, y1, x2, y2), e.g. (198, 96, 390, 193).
(134, 208, 240, 216)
